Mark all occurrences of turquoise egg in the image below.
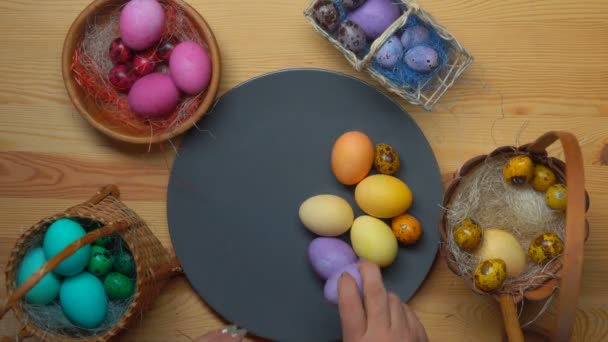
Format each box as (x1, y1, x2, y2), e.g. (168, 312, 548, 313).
(43, 219, 91, 276)
(60, 272, 108, 329)
(16, 248, 61, 304)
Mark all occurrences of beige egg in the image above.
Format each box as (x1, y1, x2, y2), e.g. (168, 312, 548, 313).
(350, 215, 398, 267)
(299, 195, 354, 236)
(474, 228, 526, 278)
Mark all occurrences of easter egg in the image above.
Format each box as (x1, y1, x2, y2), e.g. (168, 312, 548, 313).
(169, 41, 212, 95)
(503, 155, 534, 185)
(109, 38, 133, 64)
(337, 20, 367, 53)
(104, 272, 135, 300)
(404, 46, 439, 73)
(531, 164, 557, 192)
(323, 263, 362, 304)
(474, 259, 507, 292)
(43, 218, 91, 276)
(350, 216, 398, 267)
(312, 0, 340, 32)
(452, 218, 482, 252)
(299, 195, 354, 236)
(343, 0, 366, 10)
(113, 252, 136, 276)
(157, 39, 177, 61)
(355, 174, 413, 218)
(391, 214, 422, 245)
(374, 35, 403, 69)
(528, 232, 564, 265)
(374, 143, 400, 175)
(400, 25, 430, 50)
(348, 0, 401, 39)
(16, 248, 61, 305)
(308, 237, 357, 280)
(475, 229, 526, 278)
(119, 0, 165, 51)
(94, 236, 111, 247)
(109, 65, 137, 92)
(545, 184, 567, 210)
(60, 272, 108, 329)
(132, 51, 159, 77)
(331, 131, 374, 185)
(87, 246, 114, 277)
(128, 73, 180, 119)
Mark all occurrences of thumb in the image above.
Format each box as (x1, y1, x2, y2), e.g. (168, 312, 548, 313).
(194, 326, 247, 342)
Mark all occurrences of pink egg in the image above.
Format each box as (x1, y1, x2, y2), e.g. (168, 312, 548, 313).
(120, 0, 165, 51)
(169, 42, 212, 95)
(128, 73, 179, 119)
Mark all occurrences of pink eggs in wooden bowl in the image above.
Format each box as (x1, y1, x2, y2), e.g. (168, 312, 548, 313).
(62, 0, 221, 144)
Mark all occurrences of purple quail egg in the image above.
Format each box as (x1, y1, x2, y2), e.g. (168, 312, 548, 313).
(312, 0, 340, 32)
(343, 0, 366, 10)
(374, 35, 403, 69)
(404, 46, 439, 73)
(337, 20, 367, 53)
(400, 25, 430, 50)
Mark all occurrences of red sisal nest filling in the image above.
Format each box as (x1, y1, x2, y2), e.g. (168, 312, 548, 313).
(71, 0, 206, 135)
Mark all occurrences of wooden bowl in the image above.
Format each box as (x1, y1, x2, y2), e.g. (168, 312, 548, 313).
(62, 0, 221, 144)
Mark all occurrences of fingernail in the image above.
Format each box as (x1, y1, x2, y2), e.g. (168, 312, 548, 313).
(221, 325, 247, 338)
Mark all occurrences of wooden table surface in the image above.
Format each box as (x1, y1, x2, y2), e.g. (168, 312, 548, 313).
(1, 0, 607, 340)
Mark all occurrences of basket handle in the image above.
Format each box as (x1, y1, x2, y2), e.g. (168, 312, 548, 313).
(499, 131, 586, 342)
(0, 219, 130, 319)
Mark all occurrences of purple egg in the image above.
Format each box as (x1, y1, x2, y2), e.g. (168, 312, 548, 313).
(374, 35, 403, 69)
(170, 42, 212, 95)
(308, 238, 357, 280)
(347, 0, 401, 39)
(119, 0, 165, 51)
(404, 46, 439, 73)
(128, 73, 179, 119)
(323, 263, 363, 304)
(400, 25, 431, 50)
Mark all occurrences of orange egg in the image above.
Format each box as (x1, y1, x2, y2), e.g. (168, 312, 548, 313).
(331, 131, 374, 185)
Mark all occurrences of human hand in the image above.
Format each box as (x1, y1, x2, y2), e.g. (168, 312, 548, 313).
(193, 325, 246, 342)
(338, 261, 429, 342)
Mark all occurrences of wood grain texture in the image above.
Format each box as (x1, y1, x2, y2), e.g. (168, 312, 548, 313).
(1, 0, 607, 340)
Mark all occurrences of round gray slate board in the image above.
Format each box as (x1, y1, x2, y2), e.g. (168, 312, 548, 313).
(167, 69, 442, 342)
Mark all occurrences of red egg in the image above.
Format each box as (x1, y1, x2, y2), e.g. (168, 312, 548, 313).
(109, 38, 133, 65)
(133, 51, 159, 76)
(157, 39, 177, 61)
(109, 65, 137, 91)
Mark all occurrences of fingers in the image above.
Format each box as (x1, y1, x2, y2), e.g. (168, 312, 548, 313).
(359, 261, 390, 329)
(193, 328, 245, 342)
(402, 303, 429, 342)
(388, 293, 406, 329)
(338, 273, 366, 340)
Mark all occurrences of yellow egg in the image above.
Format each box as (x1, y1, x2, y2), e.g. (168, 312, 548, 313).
(475, 229, 526, 278)
(474, 259, 507, 292)
(331, 131, 374, 185)
(354, 175, 413, 218)
(503, 155, 534, 185)
(545, 184, 567, 210)
(452, 218, 482, 252)
(528, 232, 564, 265)
(530, 164, 557, 192)
(299, 195, 354, 236)
(350, 216, 398, 267)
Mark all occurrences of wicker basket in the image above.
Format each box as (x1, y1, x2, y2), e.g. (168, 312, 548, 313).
(440, 132, 589, 341)
(304, 0, 473, 111)
(0, 185, 182, 341)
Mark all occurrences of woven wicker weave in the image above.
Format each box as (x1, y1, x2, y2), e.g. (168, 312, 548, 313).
(440, 132, 589, 341)
(0, 185, 182, 341)
(304, 0, 473, 110)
